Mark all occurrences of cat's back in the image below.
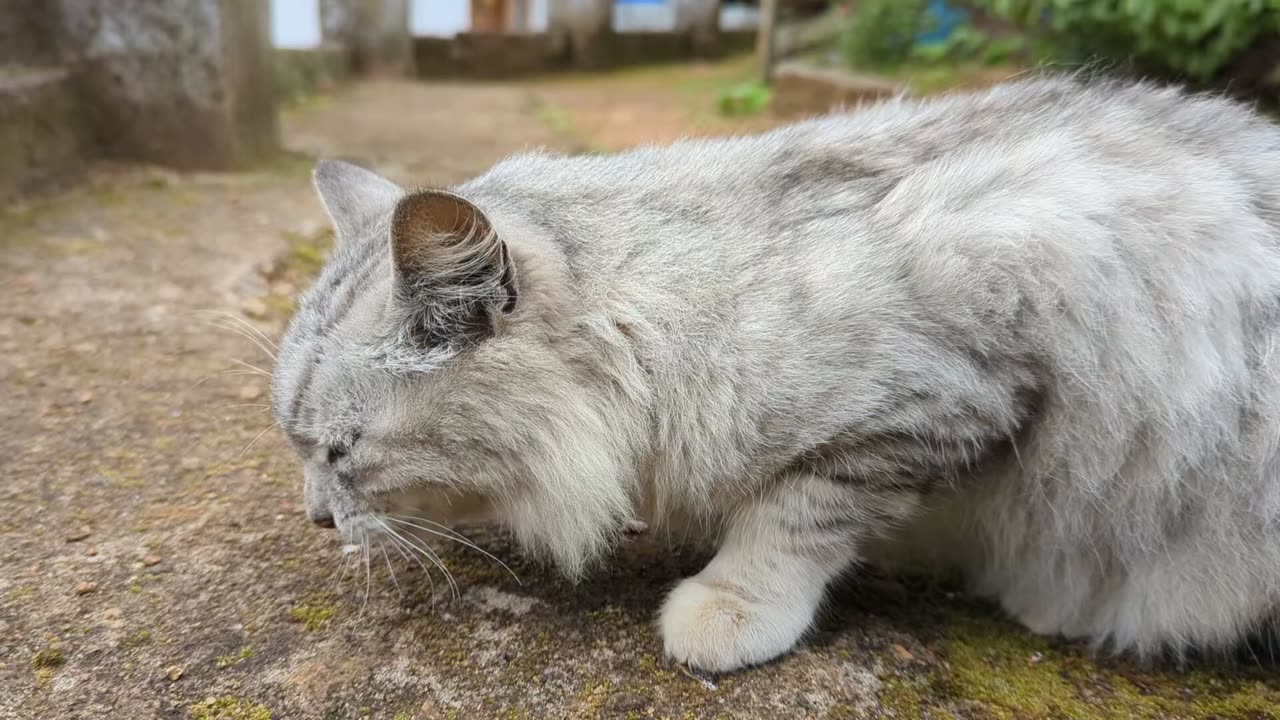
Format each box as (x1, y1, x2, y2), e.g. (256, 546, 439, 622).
(466, 75, 1280, 268)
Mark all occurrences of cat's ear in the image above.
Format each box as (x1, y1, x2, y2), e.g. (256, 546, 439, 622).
(389, 189, 518, 348)
(313, 159, 403, 238)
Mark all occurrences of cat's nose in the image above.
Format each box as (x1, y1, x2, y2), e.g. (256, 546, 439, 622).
(310, 512, 336, 529)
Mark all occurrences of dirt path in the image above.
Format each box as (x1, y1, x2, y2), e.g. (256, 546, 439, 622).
(2, 73, 1278, 720)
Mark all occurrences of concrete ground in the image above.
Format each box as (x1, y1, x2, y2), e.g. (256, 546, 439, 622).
(2, 66, 1278, 720)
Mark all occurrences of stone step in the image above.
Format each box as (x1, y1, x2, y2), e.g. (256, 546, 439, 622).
(0, 65, 84, 204)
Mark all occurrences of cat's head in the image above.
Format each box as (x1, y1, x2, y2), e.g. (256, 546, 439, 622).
(270, 159, 638, 578)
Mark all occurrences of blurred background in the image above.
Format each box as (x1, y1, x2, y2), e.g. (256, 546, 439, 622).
(3, 2, 1280, 719)
(3, 0, 1277, 204)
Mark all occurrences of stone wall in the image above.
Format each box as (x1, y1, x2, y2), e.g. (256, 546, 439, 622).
(0, 0, 59, 66)
(0, 68, 83, 202)
(350, 0, 411, 74)
(54, 0, 278, 170)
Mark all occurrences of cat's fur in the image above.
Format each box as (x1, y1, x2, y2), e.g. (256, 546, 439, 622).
(271, 76, 1280, 671)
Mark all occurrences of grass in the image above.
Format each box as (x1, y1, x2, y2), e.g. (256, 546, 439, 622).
(189, 696, 271, 720)
(288, 595, 337, 631)
(31, 646, 65, 670)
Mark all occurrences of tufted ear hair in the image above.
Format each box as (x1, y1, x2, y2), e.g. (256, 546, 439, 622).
(389, 189, 518, 349)
(313, 159, 404, 240)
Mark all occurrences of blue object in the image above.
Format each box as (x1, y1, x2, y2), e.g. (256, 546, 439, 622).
(915, 0, 971, 45)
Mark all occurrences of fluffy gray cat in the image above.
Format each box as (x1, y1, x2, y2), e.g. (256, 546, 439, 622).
(271, 76, 1280, 672)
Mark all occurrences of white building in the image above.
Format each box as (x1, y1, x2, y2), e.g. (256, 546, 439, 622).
(406, 0, 758, 37)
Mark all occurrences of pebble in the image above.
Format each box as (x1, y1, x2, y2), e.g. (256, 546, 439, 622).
(165, 666, 184, 681)
(142, 554, 162, 567)
(77, 390, 94, 404)
(102, 608, 123, 620)
(85, 545, 98, 557)
(75, 581, 98, 595)
(890, 643, 914, 662)
(240, 298, 268, 320)
(66, 527, 92, 543)
(236, 385, 262, 401)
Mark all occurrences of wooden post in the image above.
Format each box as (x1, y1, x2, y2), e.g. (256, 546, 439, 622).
(756, 0, 779, 84)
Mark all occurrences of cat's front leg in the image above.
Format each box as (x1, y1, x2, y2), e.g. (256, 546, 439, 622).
(659, 472, 918, 672)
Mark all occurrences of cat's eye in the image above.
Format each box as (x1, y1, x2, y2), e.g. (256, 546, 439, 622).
(326, 446, 346, 464)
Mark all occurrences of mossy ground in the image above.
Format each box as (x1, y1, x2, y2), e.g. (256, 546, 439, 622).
(1, 60, 1275, 720)
(190, 696, 273, 720)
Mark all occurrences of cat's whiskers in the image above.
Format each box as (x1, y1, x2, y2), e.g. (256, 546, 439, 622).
(187, 368, 272, 392)
(373, 516, 460, 601)
(237, 421, 280, 460)
(378, 539, 401, 595)
(359, 528, 373, 617)
(199, 310, 279, 361)
(385, 514, 521, 585)
(228, 358, 272, 378)
(332, 541, 360, 595)
(375, 518, 440, 608)
(221, 403, 269, 413)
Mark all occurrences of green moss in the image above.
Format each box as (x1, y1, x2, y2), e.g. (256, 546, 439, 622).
(532, 100, 573, 134)
(31, 646, 65, 669)
(938, 614, 1280, 719)
(216, 646, 254, 669)
(254, 226, 334, 322)
(284, 234, 328, 275)
(289, 596, 337, 631)
(529, 98, 607, 154)
(8, 586, 35, 600)
(189, 696, 271, 720)
(124, 629, 153, 647)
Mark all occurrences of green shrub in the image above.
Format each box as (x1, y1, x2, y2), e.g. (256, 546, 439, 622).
(842, 0, 931, 69)
(978, 0, 1280, 80)
(718, 82, 772, 116)
(843, 0, 1030, 71)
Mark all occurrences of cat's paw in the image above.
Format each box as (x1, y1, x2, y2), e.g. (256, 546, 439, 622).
(659, 577, 810, 672)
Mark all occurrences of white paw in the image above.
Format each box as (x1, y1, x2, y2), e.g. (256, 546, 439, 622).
(659, 577, 812, 672)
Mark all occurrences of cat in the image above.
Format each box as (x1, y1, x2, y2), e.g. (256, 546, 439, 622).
(270, 75, 1280, 672)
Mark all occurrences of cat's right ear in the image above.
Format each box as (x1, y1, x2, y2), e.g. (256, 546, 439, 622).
(312, 159, 404, 239)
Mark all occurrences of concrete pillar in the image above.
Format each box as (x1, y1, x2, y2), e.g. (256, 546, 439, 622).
(350, 0, 411, 74)
(547, 0, 573, 60)
(0, 0, 60, 66)
(676, 0, 721, 58)
(321, 0, 357, 45)
(550, 0, 613, 70)
(55, 0, 279, 170)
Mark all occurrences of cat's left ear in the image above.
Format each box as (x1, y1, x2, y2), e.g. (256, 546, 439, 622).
(389, 190, 518, 348)
(313, 159, 404, 239)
